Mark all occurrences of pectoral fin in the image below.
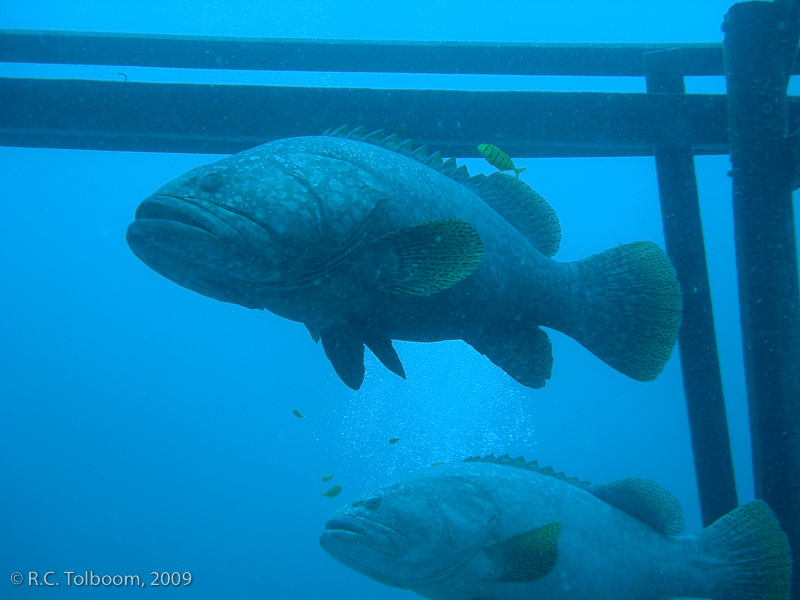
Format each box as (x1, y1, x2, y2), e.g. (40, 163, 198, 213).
(360, 220, 484, 296)
(320, 326, 365, 390)
(483, 521, 562, 583)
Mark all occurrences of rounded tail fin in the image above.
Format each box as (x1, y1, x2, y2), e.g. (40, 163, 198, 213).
(698, 500, 791, 600)
(569, 241, 682, 381)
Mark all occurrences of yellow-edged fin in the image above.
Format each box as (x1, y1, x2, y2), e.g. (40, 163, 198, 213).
(483, 521, 562, 582)
(477, 144, 526, 179)
(361, 220, 484, 296)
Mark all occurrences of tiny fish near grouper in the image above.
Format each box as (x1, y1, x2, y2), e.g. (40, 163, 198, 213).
(319, 455, 792, 600)
(126, 126, 682, 390)
(477, 143, 527, 178)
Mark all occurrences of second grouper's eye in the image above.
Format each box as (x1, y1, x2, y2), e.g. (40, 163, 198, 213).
(365, 498, 381, 511)
(200, 171, 223, 191)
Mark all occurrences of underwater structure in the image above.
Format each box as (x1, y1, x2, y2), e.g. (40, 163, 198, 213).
(2, 1, 799, 595)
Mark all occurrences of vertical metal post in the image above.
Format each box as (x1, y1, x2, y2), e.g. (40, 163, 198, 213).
(644, 49, 738, 527)
(723, 2, 800, 595)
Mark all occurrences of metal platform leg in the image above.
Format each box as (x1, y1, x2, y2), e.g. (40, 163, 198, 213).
(645, 48, 738, 528)
(724, 3, 800, 595)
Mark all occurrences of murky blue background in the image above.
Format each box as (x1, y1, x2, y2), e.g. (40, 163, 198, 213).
(1, 1, 789, 598)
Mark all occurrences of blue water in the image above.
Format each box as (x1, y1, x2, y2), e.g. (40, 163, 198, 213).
(0, 1, 788, 598)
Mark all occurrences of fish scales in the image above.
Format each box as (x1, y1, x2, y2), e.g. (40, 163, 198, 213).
(248, 137, 554, 332)
(320, 459, 791, 600)
(127, 131, 682, 389)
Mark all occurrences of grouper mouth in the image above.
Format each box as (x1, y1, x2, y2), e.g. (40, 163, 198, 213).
(321, 515, 409, 557)
(320, 515, 410, 588)
(129, 194, 248, 254)
(126, 194, 269, 307)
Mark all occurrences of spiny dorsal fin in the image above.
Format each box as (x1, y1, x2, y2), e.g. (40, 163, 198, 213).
(462, 454, 591, 487)
(462, 455, 684, 535)
(323, 126, 561, 257)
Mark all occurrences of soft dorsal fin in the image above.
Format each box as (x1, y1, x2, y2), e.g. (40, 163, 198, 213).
(463, 173, 561, 257)
(322, 126, 561, 256)
(462, 455, 684, 535)
(585, 477, 685, 535)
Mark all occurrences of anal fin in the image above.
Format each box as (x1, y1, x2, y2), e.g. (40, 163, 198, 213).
(468, 324, 552, 389)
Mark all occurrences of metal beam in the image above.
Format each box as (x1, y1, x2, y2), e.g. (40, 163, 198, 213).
(775, 0, 800, 85)
(0, 29, 735, 77)
(724, 3, 800, 596)
(644, 48, 737, 528)
(0, 78, 735, 156)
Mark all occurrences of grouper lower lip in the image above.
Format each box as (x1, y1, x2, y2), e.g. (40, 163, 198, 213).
(126, 194, 259, 303)
(131, 194, 247, 254)
(322, 516, 408, 557)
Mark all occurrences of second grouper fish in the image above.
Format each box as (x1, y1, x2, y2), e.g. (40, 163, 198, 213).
(320, 455, 791, 600)
(126, 126, 682, 390)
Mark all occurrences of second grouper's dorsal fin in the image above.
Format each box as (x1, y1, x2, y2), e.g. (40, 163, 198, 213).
(584, 477, 685, 535)
(462, 455, 684, 536)
(322, 126, 561, 256)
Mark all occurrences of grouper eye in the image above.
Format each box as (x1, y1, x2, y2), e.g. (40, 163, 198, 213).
(200, 171, 223, 191)
(365, 498, 381, 511)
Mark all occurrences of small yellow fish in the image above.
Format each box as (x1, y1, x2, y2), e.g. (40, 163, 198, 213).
(321, 484, 342, 499)
(431, 462, 444, 466)
(292, 408, 305, 419)
(477, 144, 526, 178)
(322, 474, 336, 482)
(388, 437, 402, 445)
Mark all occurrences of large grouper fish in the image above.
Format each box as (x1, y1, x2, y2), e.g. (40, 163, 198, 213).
(126, 126, 682, 390)
(320, 454, 792, 600)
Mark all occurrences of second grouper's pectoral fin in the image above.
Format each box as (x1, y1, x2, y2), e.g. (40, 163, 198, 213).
(360, 220, 484, 296)
(483, 521, 562, 582)
(320, 325, 366, 390)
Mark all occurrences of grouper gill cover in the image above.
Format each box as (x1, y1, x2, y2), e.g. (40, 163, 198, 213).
(126, 126, 683, 390)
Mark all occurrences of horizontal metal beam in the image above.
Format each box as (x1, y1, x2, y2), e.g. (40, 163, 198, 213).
(0, 28, 742, 77)
(0, 77, 743, 157)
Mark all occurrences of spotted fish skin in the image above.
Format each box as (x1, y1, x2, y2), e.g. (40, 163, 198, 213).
(320, 456, 791, 600)
(127, 130, 681, 390)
